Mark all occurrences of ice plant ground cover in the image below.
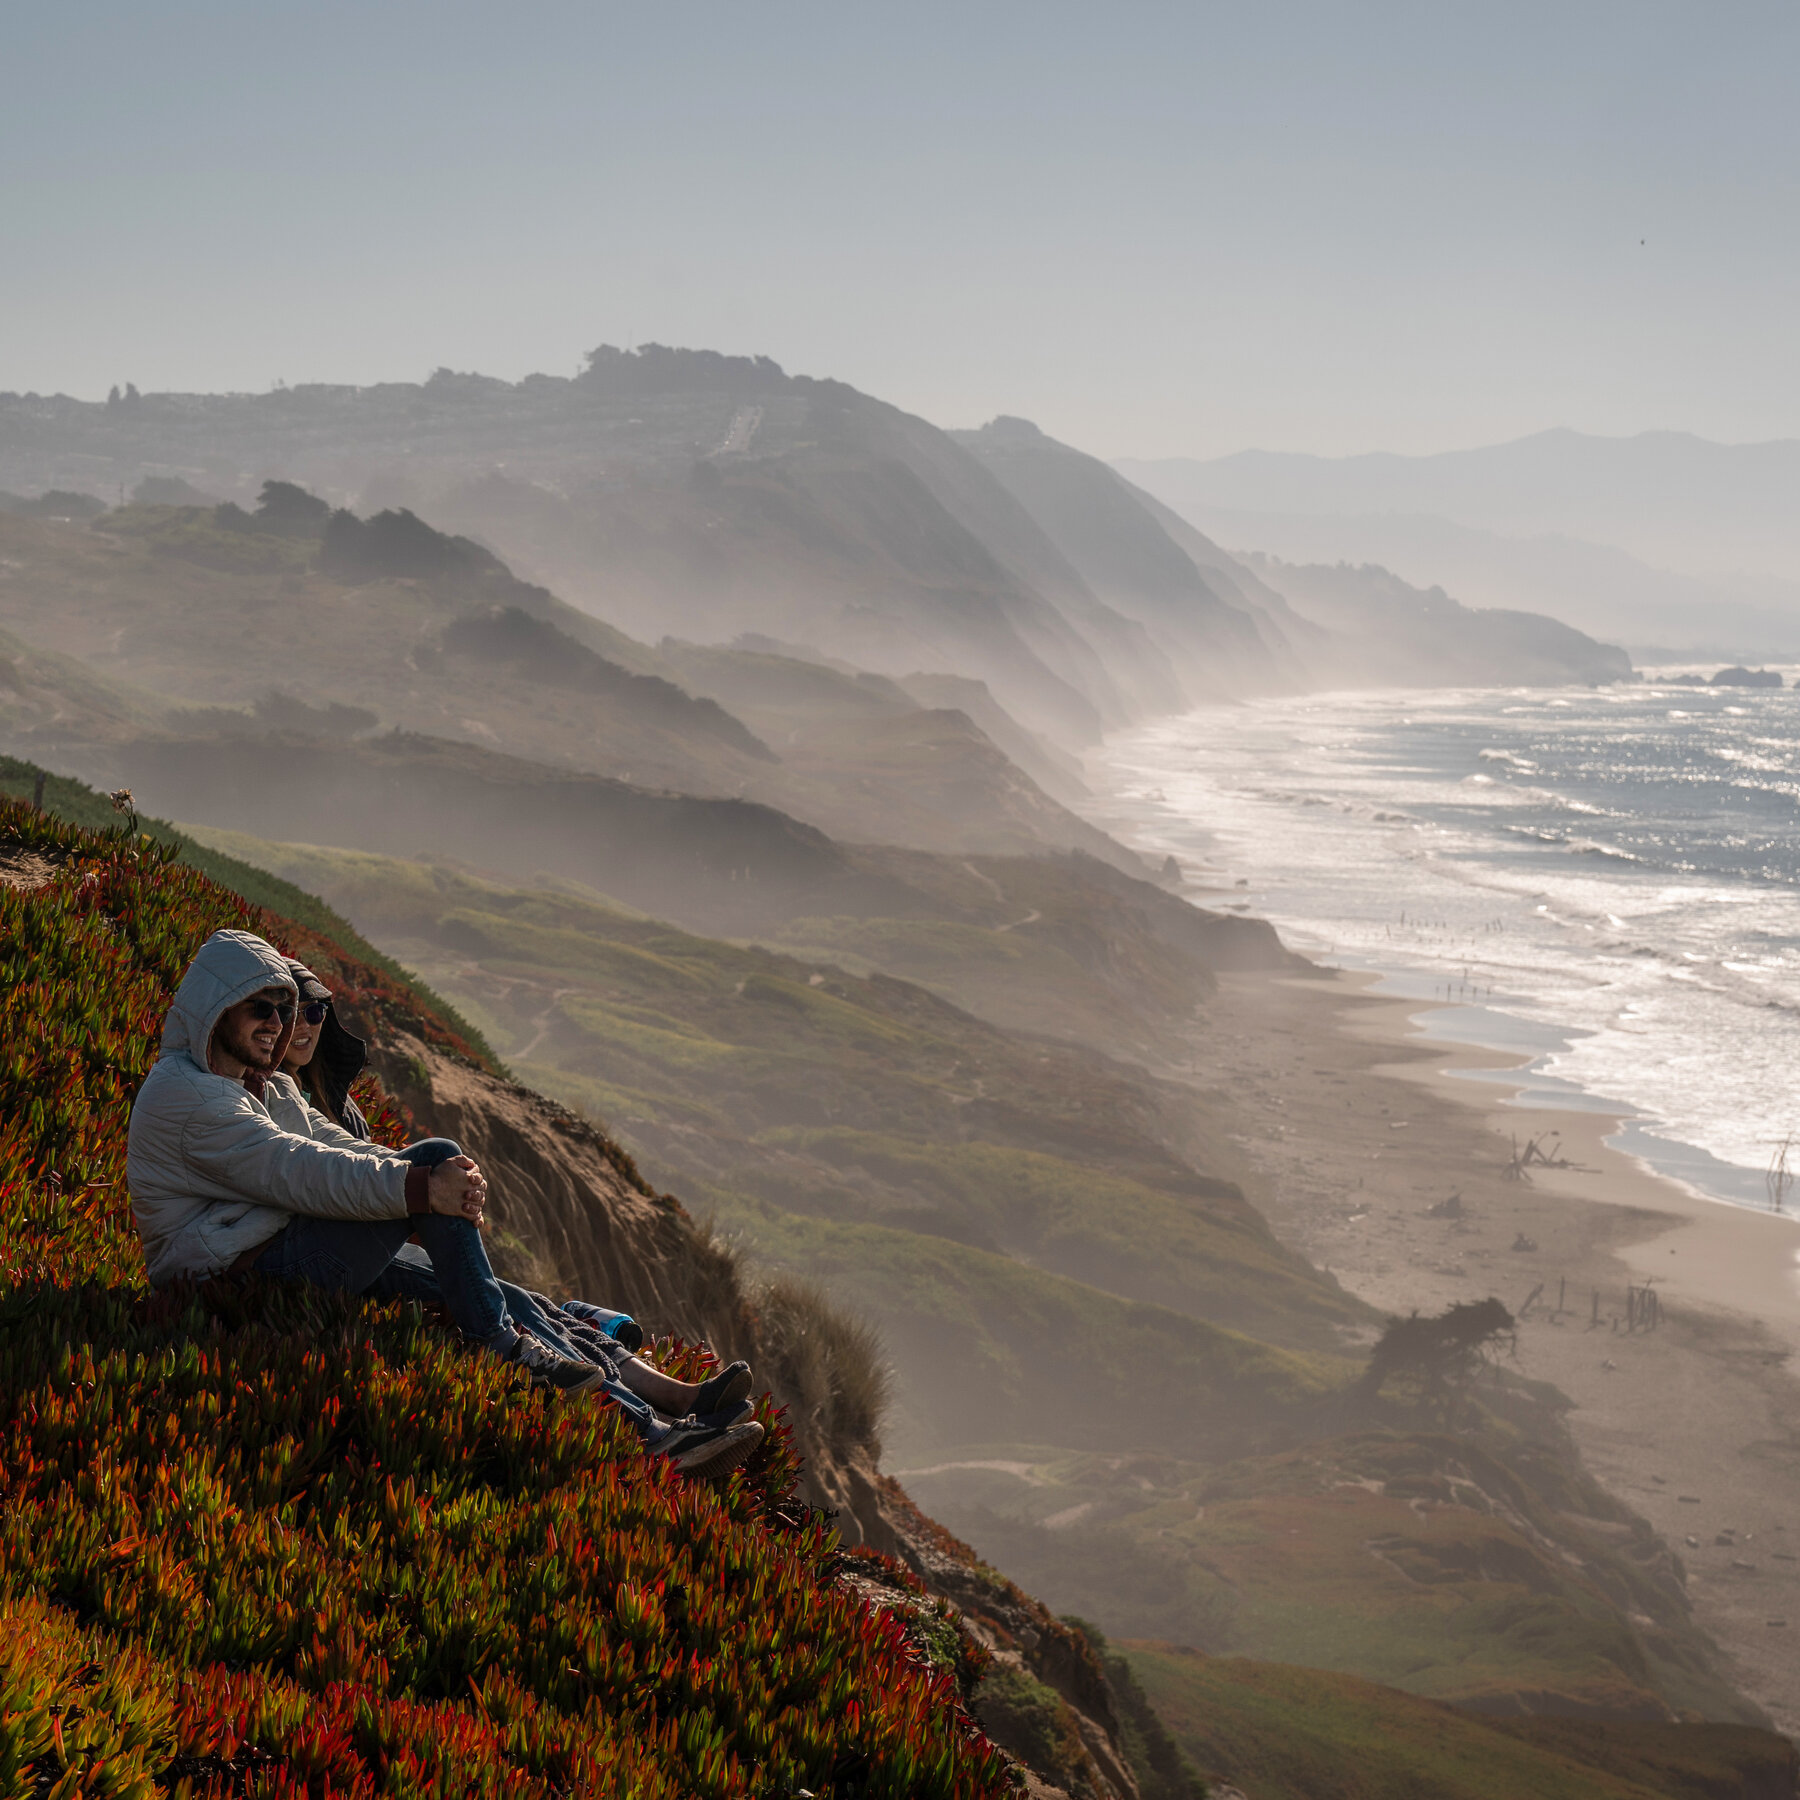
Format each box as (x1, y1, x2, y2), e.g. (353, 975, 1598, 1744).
(0, 797, 1011, 1798)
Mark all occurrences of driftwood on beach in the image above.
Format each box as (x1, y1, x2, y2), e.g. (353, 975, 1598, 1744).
(1501, 1130, 1578, 1184)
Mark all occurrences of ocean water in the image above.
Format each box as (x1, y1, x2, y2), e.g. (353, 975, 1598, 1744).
(1091, 679, 1800, 1212)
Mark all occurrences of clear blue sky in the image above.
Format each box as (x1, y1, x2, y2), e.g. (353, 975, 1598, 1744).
(5, 2, 1797, 456)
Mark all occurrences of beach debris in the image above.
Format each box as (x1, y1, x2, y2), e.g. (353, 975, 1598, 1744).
(1502, 1131, 1575, 1183)
(1767, 1134, 1796, 1212)
(1511, 1232, 1539, 1252)
(1685, 1535, 1701, 1548)
(1652, 1474, 1667, 1484)
(1773, 1551, 1797, 1562)
(1601, 1358, 1618, 1371)
(1715, 1533, 1737, 1546)
(1768, 1619, 1788, 1628)
(1426, 1192, 1463, 1218)
(1625, 1282, 1662, 1331)
(1518, 1282, 1545, 1319)
(1678, 1495, 1703, 1504)
(1733, 1559, 1758, 1572)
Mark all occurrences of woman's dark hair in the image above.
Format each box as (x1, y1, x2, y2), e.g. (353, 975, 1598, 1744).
(296, 1003, 369, 1127)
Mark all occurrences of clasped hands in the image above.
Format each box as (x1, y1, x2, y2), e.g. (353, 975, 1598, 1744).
(427, 1154, 489, 1223)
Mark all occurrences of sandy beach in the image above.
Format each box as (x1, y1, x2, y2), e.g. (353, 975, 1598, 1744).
(1195, 965, 1800, 1732)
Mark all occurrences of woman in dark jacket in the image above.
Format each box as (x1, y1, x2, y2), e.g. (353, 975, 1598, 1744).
(282, 962, 372, 1137)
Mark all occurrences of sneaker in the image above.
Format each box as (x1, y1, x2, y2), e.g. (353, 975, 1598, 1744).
(692, 1396, 755, 1432)
(499, 1328, 611, 1395)
(653, 1415, 765, 1478)
(691, 1359, 754, 1416)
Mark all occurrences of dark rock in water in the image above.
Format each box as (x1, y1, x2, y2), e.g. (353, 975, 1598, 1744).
(1710, 666, 1784, 688)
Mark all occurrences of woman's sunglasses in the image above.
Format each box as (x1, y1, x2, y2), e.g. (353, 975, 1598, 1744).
(245, 998, 329, 1025)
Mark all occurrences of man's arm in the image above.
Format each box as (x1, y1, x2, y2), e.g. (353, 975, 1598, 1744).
(303, 1096, 400, 1158)
(179, 1090, 423, 1222)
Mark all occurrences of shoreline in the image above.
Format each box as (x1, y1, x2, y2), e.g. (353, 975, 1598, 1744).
(1188, 963, 1800, 1732)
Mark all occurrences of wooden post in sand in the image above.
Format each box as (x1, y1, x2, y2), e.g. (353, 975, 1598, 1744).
(1557, 1277, 1566, 1319)
(1591, 1289, 1601, 1328)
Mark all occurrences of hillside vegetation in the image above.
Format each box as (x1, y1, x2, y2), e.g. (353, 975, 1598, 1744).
(0, 795, 1012, 1797)
(1123, 1644, 1795, 1800)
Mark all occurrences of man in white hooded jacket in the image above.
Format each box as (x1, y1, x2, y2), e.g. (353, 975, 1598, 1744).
(127, 929, 766, 1475)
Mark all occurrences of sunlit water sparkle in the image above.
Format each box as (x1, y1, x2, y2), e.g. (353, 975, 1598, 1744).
(1091, 680, 1800, 1212)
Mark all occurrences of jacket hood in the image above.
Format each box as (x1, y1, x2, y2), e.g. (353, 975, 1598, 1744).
(161, 929, 297, 1072)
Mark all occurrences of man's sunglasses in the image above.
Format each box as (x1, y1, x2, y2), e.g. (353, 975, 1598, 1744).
(245, 998, 329, 1025)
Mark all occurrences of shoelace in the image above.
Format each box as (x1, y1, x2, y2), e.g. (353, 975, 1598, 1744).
(513, 1333, 565, 1372)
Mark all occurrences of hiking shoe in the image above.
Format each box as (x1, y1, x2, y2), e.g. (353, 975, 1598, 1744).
(690, 1359, 753, 1415)
(500, 1328, 610, 1395)
(653, 1416, 764, 1478)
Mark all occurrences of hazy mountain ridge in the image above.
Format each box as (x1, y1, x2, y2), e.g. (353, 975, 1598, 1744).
(1121, 429, 1800, 656)
(955, 417, 1630, 690)
(0, 501, 1137, 866)
(1148, 504, 1800, 659)
(1117, 429, 1800, 578)
(0, 352, 1180, 745)
(1238, 553, 1635, 687)
(0, 348, 1632, 753)
(951, 418, 1307, 703)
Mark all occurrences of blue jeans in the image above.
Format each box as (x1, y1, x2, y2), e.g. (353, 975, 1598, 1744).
(252, 1138, 513, 1351)
(373, 1244, 595, 1363)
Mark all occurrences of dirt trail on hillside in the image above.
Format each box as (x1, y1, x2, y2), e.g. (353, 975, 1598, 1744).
(1189, 968, 1800, 1734)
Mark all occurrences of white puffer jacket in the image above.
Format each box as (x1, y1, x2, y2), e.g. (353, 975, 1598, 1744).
(127, 929, 411, 1287)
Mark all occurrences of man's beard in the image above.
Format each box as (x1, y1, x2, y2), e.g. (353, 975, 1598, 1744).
(227, 1022, 281, 1071)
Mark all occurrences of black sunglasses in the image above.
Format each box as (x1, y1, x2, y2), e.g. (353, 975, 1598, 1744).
(245, 997, 328, 1025)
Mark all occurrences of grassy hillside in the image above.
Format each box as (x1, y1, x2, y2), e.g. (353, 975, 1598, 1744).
(0, 752, 500, 1071)
(907, 1420, 1759, 1723)
(1123, 1644, 1794, 1800)
(781, 842, 1298, 1059)
(0, 793, 1012, 1797)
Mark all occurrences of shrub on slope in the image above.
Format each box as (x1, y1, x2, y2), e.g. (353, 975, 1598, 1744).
(0, 797, 1009, 1798)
